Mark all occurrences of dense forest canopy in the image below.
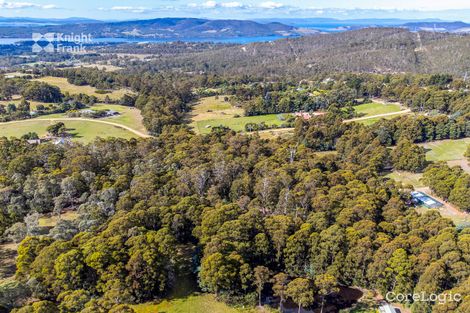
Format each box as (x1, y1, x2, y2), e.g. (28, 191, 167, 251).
(118, 28, 470, 78)
(0, 121, 469, 312)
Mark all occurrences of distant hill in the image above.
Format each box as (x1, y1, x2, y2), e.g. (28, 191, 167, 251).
(0, 17, 102, 27)
(0, 17, 316, 39)
(149, 28, 470, 77)
(404, 21, 470, 33)
(258, 18, 470, 34)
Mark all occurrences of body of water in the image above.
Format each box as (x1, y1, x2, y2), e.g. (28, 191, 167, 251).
(0, 35, 295, 46)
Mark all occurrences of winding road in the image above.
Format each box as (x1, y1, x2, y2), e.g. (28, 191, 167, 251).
(343, 109, 412, 122)
(1, 108, 412, 140)
(1, 117, 152, 138)
(256, 109, 413, 136)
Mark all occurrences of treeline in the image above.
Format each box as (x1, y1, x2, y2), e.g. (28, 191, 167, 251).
(29, 69, 470, 134)
(40, 68, 196, 134)
(295, 113, 470, 152)
(0, 78, 62, 103)
(2, 69, 195, 133)
(423, 163, 470, 212)
(211, 73, 470, 116)
(0, 128, 468, 312)
(0, 77, 100, 122)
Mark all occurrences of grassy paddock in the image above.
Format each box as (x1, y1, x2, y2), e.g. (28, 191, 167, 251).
(354, 102, 402, 117)
(34, 76, 131, 101)
(75, 64, 123, 72)
(132, 294, 274, 313)
(190, 96, 289, 134)
(36, 104, 147, 135)
(420, 138, 470, 162)
(386, 171, 425, 188)
(0, 119, 138, 143)
(195, 114, 288, 134)
(189, 96, 244, 129)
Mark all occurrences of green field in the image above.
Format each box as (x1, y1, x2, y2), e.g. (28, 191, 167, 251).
(386, 171, 425, 188)
(191, 98, 407, 134)
(0, 119, 138, 143)
(190, 96, 289, 134)
(386, 138, 470, 187)
(195, 114, 288, 134)
(37, 104, 147, 135)
(133, 294, 273, 313)
(34, 76, 131, 101)
(421, 138, 470, 161)
(354, 102, 402, 117)
(191, 96, 239, 115)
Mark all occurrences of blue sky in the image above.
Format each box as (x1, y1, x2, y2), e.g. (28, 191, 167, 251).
(1, 1, 470, 21)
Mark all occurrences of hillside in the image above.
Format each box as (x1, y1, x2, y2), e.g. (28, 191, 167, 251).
(150, 28, 470, 76)
(0, 17, 310, 39)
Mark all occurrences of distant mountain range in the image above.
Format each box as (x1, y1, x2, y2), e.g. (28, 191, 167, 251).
(0, 17, 102, 27)
(0, 18, 316, 39)
(0, 17, 470, 40)
(260, 18, 470, 34)
(403, 21, 470, 33)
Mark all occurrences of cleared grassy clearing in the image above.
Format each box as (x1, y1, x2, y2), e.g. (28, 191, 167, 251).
(75, 64, 123, 72)
(132, 294, 274, 313)
(258, 127, 295, 139)
(386, 171, 425, 188)
(36, 104, 147, 135)
(34, 76, 131, 101)
(0, 98, 55, 110)
(190, 96, 244, 122)
(0, 119, 138, 143)
(190, 96, 289, 134)
(386, 138, 470, 228)
(420, 138, 470, 162)
(415, 206, 470, 228)
(38, 211, 79, 227)
(354, 102, 402, 117)
(386, 139, 470, 187)
(191, 98, 409, 135)
(195, 114, 288, 134)
(3, 72, 32, 78)
(386, 172, 470, 227)
(414, 186, 470, 228)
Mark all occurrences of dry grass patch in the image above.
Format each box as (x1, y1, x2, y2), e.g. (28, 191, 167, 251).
(190, 96, 244, 122)
(38, 211, 79, 227)
(34, 76, 132, 101)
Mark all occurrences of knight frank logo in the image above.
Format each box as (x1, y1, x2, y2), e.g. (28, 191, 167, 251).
(31, 32, 92, 53)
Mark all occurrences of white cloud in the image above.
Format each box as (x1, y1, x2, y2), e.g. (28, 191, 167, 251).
(99, 6, 151, 14)
(202, 1, 217, 8)
(41, 4, 57, 9)
(0, 1, 57, 9)
(188, 1, 246, 9)
(259, 1, 284, 9)
(221, 2, 243, 8)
